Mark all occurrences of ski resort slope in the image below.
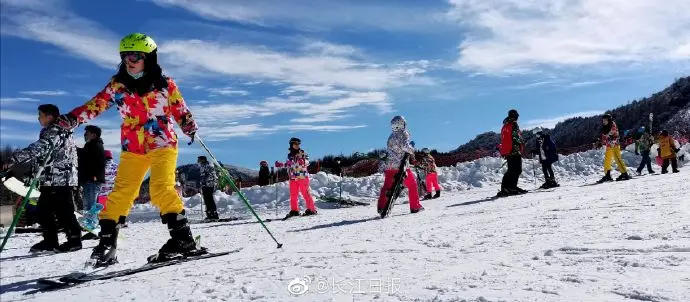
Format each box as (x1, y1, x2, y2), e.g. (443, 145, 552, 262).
(1, 165, 689, 301)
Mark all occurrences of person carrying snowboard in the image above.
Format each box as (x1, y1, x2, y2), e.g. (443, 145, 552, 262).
(3, 104, 83, 253)
(596, 114, 630, 182)
(54, 33, 203, 265)
(198, 156, 220, 220)
(283, 137, 317, 219)
(635, 126, 656, 175)
(657, 130, 680, 174)
(377, 116, 423, 214)
(498, 109, 526, 196)
(419, 148, 441, 199)
(533, 131, 559, 188)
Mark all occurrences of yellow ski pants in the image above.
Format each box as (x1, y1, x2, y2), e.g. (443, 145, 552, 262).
(100, 148, 183, 221)
(604, 145, 627, 174)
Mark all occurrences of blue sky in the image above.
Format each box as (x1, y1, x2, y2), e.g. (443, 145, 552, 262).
(1, 0, 689, 170)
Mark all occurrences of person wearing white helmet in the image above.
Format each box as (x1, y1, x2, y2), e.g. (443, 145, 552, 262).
(377, 116, 424, 214)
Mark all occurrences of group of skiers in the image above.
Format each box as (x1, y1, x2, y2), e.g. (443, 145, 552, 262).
(0, 32, 685, 267)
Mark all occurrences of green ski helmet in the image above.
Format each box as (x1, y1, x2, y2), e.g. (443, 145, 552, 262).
(119, 33, 157, 53)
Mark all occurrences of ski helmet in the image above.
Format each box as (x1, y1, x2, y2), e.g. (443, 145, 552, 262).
(422, 148, 430, 154)
(602, 113, 612, 121)
(391, 115, 406, 131)
(508, 109, 519, 119)
(289, 137, 301, 145)
(260, 160, 268, 166)
(119, 33, 157, 54)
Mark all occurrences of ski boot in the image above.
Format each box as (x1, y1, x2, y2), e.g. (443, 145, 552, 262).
(433, 191, 440, 199)
(411, 206, 424, 214)
(512, 187, 528, 194)
(616, 172, 631, 181)
(423, 193, 432, 200)
(30, 240, 58, 253)
(204, 210, 220, 222)
(496, 188, 516, 197)
(55, 234, 82, 253)
(597, 171, 613, 183)
(89, 219, 119, 267)
(147, 211, 204, 263)
(283, 210, 300, 220)
(302, 209, 317, 216)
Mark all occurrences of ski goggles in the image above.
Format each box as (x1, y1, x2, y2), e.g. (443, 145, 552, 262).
(120, 52, 146, 63)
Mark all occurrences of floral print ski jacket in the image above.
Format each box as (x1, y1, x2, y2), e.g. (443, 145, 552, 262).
(65, 76, 197, 154)
(601, 121, 621, 148)
(419, 154, 437, 174)
(286, 150, 309, 180)
(384, 129, 415, 171)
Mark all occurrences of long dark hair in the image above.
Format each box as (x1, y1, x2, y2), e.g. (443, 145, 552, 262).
(114, 50, 167, 95)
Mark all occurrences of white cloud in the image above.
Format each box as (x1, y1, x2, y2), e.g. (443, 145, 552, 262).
(0, 110, 39, 123)
(302, 41, 360, 56)
(199, 123, 367, 140)
(0, 97, 40, 104)
(20, 90, 68, 96)
(447, 0, 690, 74)
(523, 110, 603, 129)
(207, 87, 250, 97)
(148, 0, 449, 32)
(1, 0, 120, 68)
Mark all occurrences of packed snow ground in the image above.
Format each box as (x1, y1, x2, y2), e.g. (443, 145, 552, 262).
(1, 149, 689, 301)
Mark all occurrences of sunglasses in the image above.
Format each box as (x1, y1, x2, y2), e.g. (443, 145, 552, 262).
(121, 52, 145, 63)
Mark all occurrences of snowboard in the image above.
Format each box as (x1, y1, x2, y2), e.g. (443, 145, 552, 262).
(2, 176, 40, 199)
(380, 153, 410, 218)
(36, 248, 242, 291)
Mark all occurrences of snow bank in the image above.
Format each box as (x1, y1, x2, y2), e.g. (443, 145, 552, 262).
(127, 148, 664, 221)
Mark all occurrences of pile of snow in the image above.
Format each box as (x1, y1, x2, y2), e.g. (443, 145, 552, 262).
(127, 147, 681, 222)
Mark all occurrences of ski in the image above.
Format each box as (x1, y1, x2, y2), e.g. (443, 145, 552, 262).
(380, 153, 410, 218)
(36, 248, 242, 291)
(189, 217, 240, 224)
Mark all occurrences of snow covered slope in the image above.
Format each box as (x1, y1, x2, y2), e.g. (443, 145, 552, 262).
(1, 151, 688, 301)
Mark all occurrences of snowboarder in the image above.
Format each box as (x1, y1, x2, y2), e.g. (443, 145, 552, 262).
(377, 116, 423, 214)
(258, 160, 270, 186)
(498, 109, 526, 196)
(596, 114, 630, 182)
(55, 33, 203, 265)
(3, 104, 83, 253)
(533, 131, 560, 188)
(282, 138, 317, 219)
(635, 126, 656, 175)
(78, 125, 105, 213)
(657, 130, 680, 174)
(419, 148, 441, 199)
(198, 156, 220, 220)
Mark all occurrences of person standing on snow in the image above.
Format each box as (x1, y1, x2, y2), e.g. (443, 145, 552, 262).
(657, 130, 680, 174)
(282, 137, 318, 219)
(419, 148, 442, 199)
(377, 116, 424, 214)
(498, 109, 526, 196)
(81, 149, 120, 241)
(78, 125, 106, 213)
(533, 131, 560, 189)
(596, 114, 630, 182)
(258, 160, 270, 186)
(3, 104, 83, 253)
(198, 156, 220, 220)
(635, 126, 656, 175)
(55, 33, 203, 265)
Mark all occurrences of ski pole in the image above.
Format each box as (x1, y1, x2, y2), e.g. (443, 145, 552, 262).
(532, 157, 537, 187)
(190, 134, 283, 248)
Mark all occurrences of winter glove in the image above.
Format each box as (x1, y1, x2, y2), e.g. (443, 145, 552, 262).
(56, 114, 79, 130)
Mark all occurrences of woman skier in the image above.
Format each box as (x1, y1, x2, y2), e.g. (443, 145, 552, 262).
(419, 148, 442, 199)
(377, 116, 423, 214)
(283, 137, 317, 219)
(55, 33, 202, 265)
(596, 114, 630, 182)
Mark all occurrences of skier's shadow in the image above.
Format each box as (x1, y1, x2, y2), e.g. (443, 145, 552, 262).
(288, 217, 378, 233)
(447, 196, 497, 208)
(0, 252, 55, 262)
(0, 275, 62, 295)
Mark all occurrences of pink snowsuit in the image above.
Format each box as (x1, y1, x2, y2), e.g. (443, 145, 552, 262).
(377, 128, 421, 211)
(420, 155, 442, 193)
(286, 150, 316, 212)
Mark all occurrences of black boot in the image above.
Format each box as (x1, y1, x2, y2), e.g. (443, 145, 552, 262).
(89, 219, 119, 267)
(148, 211, 201, 263)
(433, 191, 440, 199)
(423, 193, 432, 200)
(616, 172, 630, 181)
(30, 240, 58, 253)
(597, 171, 613, 183)
(55, 234, 82, 253)
(302, 209, 317, 216)
(283, 210, 300, 220)
(205, 210, 219, 221)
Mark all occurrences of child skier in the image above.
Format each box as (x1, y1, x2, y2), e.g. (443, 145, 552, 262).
(283, 137, 317, 219)
(81, 149, 119, 240)
(198, 156, 219, 220)
(377, 116, 423, 214)
(55, 33, 202, 265)
(635, 126, 656, 175)
(657, 130, 680, 174)
(3, 104, 83, 253)
(534, 131, 560, 188)
(596, 114, 630, 182)
(419, 148, 441, 199)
